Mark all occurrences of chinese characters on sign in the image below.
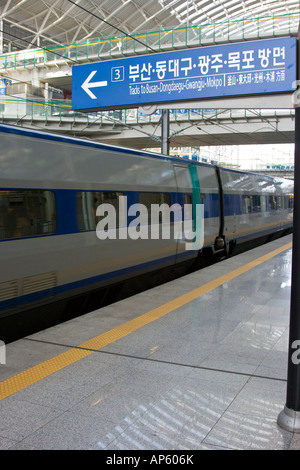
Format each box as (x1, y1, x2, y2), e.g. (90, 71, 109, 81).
(72, 37, 296, 111)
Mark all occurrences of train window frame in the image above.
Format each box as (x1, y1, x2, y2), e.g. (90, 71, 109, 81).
(76, 191, 125, 231)
(0, 189, 56, 240)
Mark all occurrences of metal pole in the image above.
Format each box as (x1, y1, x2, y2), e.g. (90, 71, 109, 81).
(277, 27, 300, 432)
(161, 109, 170, 155)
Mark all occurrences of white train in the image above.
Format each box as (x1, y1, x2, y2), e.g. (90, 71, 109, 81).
(0, 124, 293, 341)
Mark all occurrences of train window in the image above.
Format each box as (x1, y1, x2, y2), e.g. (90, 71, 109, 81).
(243, 195, 254, 214)
(284, 197, 288, 209)
(0, 190, 56, 240)
(77, 191, 125, 231)
(277, 196, 284, 209)
(184, 194, 193, 221)
(269, 196, 277, 210)
(138, 192, 171, 224)
(279, 196, 285, 209)
(288, 195, 294, 209)
(257, 195, 267, 212)
(184, 194, 192, 205)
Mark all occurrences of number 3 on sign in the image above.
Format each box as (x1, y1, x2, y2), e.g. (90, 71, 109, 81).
(112, 66, 124, 82)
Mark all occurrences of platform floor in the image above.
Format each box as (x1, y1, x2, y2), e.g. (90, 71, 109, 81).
(0, 234, 299, 451)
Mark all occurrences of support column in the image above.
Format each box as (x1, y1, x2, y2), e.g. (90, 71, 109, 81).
(277, 104, 300, 432)
(161, 109, 170, 155)
(277, 25, 300, 433)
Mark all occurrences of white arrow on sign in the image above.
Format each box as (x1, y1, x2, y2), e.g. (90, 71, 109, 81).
(81, 71, 108, 99)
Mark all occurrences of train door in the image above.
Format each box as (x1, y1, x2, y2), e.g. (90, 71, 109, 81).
(173, 164, 203, 260)
(217, 167, 238, 242)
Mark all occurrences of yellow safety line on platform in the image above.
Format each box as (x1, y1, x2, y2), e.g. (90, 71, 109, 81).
(0, 241, 292, 400)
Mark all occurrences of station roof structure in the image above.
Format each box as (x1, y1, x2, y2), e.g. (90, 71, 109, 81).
(1, 0, 299, 53)
(0, 1, 299, 167)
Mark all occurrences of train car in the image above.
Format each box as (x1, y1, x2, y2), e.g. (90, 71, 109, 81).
(218, 166, 294, 251)
(0, 124, 294, 341)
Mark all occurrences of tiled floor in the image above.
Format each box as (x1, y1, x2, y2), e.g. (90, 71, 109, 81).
(1, 234, 299, 450)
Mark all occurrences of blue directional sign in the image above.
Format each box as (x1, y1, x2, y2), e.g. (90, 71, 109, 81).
(72, 37, 296, 111)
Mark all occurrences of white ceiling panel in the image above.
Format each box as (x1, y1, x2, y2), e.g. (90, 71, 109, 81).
(0, 0, 299, 52)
